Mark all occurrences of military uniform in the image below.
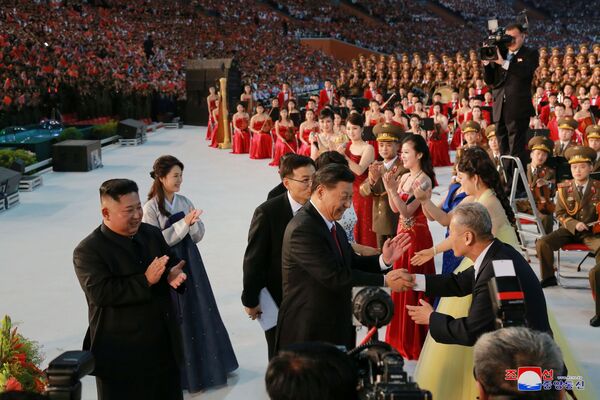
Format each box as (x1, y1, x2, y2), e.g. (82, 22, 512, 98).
(484, 124, 506, 187)
(517, 136, 556, 234)
(535, 146, 600, 322)
(454, 120, 484, 176)
(359, 123, 408, 249)
(553, 117, 578, 157)
(586, 125, 600, 172)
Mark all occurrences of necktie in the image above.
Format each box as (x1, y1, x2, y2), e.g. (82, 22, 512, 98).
(506, 52, 514, 62)
(578, 185, 584, 197)
(330, 225, 342, 256)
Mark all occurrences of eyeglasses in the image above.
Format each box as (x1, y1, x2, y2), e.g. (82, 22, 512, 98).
(287, 177, 313, 186)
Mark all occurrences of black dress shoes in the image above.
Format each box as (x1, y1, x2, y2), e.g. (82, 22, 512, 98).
(591, 315, 600, 327)
(540, 276, 558, 288)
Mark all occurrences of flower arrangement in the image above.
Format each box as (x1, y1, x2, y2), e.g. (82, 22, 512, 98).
(0, 315, 46, 393)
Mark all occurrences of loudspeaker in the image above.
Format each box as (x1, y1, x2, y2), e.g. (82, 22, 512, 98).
(117, 119, 147, 139)
(53, 140, 102, 172)
(185, 58, 241, 125)
(0, 167, 22, 195)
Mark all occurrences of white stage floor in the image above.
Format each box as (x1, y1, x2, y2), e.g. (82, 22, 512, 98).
(1, 126, 598, 399)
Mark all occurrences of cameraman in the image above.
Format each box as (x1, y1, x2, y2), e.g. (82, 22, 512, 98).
(483, 23, 538, 186)
(474, 327, 564, 399)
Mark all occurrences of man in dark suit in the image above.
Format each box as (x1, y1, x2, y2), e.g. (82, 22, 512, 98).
(73, 179, 187, 400)
(275, 164, 410, 351)
(398, 202, 551, 346)
(242, 155, 316, 359)
(483, 23, 538, 178)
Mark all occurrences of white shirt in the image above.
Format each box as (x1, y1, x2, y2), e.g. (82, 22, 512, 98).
(413, 241, 494, 291)
(287, 191, 304, 216)
(502, 49, 518, 71)
(309, 200, 390, 272)
(383, 156, 399, 170)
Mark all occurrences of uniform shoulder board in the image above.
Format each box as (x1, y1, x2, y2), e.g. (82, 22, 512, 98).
(557, 181, 571, 188)
(593, 180, 600, 188)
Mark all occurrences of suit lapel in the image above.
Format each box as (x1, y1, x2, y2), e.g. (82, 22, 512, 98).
(305, 203, 344, 263)
(474, 239, 503, 282)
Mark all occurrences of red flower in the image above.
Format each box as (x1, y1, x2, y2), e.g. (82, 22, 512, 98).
(14, 352, 27, 367)
(5, 377, 23, 391)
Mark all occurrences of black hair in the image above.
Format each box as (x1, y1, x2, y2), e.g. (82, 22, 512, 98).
(319, 108, 334, 121)
(311, 163, 354, 193)
(505, 23, 525, 33)
(148, 155, 184, 217)
(346, 113, 364, 127)
(457, 146, 516, 226)
(315, 151, 349, 170)
(279, 154, 316, 180)
(265, 342, 358, 400)
(401, 134, 437, 187)
(99, 179, 139, 202)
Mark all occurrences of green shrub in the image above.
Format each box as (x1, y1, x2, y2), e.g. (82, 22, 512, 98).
(90, 121, 118, 140)
(0, 149, 37, 169)
(58, 127, 83, 142)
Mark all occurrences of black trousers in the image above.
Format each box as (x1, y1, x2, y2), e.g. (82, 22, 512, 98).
(496, 105, 531, 191)
(266, 326, 277, 360)
(96, 369, 182, 400)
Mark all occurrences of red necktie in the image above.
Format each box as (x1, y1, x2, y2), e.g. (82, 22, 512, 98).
(330, 225, 342, 256)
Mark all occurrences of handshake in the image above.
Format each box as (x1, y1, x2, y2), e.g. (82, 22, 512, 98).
(385, 268, 416, 292)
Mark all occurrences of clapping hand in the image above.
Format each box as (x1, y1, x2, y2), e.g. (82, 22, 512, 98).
(184, 208, 203, 226)
(411, 180, 431, 202)
(167, 260, 187, 289)
(382, 171, 399, 193)
(145, 255, 169, 286)
(368, 161, 383, 184)
(382, 233, 411, 265)
(406, 299, 434, 325)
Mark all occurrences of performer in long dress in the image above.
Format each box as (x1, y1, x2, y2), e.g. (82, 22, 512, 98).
(269, 108, 297, 167)
(142, 155, 238, 392)
(298, 109, 318, 156)
(249, 103, 273, 160)
(231, 103, 250, 154)
(337, 113, 377, 248)
(410, 147, 519, 400)
(240, 84, 254, 115)
(382, 134, 436, 360)
(206, 86, 219, 141)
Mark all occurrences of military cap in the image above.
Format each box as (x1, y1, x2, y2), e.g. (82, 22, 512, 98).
(373, 123, 404, 142)
(558, 117, 578, 130)
(462, 120, 481, 133)
(565, 146, 596, 164)
(586, 125, 600, 140)
(485, 124, 496, 139)
(528, 136, 554, 154)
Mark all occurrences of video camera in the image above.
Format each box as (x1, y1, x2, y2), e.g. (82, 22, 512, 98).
(487, 262, 528, 329)
(480, 11, 528, 61)
(349, 287, 432, 399)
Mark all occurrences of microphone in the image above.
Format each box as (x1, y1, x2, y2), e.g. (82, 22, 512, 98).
(405, 180, 431, 205)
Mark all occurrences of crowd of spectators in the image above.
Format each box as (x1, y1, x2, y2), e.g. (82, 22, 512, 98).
(1, 0, 599, 129)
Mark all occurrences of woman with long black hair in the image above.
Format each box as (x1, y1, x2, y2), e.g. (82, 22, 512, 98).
(142, 155, 238, 393)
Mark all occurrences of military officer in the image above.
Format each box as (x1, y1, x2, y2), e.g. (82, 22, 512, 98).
(553, 117, 578, 157)
(359, 123, 407, 249)
(453, 120, 484, 180)
(585, 125, 600, 172)
(518, 136, 556, 235)
(535, 145, 600, 326)
(485, 124, 506, 186)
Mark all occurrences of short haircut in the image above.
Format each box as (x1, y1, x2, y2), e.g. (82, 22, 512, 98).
(279, 154, 315, 180)
(319, 108, 334, 121)
(315, 151, 349, 170)
(265, 342, 358, 400)
(346, 113, 364, 127)
(506, 22, 525, 33)
(474, 327, 563, 399)
(311, 163, 354, 193)
(451, 202, 493, 241)
(99, 179, 138, 202)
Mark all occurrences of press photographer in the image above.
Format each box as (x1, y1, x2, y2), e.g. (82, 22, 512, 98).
(482, 18, 538, 188)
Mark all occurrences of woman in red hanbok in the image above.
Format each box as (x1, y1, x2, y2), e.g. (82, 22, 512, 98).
(206, 87, 219, 141)
(575, 98, 594, 144)
(382, 134, 436, 360)
(450, 98, 471, 150)
(429, 104, 452, 167)
(249, 104, 273, 159)
(298, 109, 318, 156)
(231, 103, 250, 154)
(342, 113, 377, 248)
(269, 108, 296, 167)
